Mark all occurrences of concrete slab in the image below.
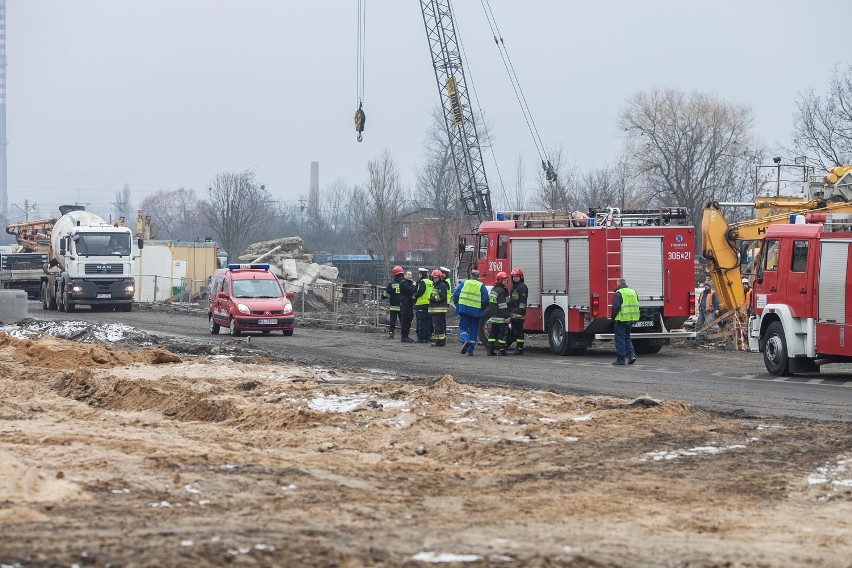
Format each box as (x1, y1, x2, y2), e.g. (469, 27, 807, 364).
(0, 290, 29, 323)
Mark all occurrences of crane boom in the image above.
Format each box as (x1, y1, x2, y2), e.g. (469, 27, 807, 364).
(420, 0, 493, 227)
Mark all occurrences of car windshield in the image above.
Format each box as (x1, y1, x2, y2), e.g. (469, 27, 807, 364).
(231, 278, 283, 298)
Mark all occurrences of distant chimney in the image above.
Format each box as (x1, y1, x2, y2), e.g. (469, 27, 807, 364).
(309, 161, 319, 213)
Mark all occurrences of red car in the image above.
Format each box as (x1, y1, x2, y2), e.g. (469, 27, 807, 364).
(208, 263, 296, 336)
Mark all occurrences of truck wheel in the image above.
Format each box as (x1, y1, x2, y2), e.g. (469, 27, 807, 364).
(229, 317, 241, 337)
(47, 284, 57, 311)
(632, 339, 662, 355)
(209, 317, 220, 335)
(41, 283, 49, 310)
(120, 303, 132, 312)
(63, 289, 75, 313)
(548, 309, 570, 356)
(763, 321, 791, 376)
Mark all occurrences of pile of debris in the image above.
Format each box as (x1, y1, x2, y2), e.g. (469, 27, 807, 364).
(239, 237, 340, 302)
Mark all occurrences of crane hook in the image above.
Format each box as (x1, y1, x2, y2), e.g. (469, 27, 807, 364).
(354, 101, 366, 143)
(542, 160, 557, 183)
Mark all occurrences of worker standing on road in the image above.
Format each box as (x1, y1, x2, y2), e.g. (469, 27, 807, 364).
(428, 269, 449, 347)
(399, 270, 417, 343)
(414, 268, 433, 343)
(611, 278, 639, 365)
(382, 266, 405, 339)
(742, 278, 754, 318)
(697, 282, 719, 329)
(452, 269, 488, 356)
(486, 271, 511, 356)
(508, 268, 529, 355)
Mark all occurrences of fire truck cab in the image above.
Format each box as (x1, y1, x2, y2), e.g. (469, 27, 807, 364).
(748, 216, 852, 375)
(463, 207, 696, 355)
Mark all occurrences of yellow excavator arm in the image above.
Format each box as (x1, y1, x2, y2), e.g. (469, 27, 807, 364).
(702, 199, 852, 313)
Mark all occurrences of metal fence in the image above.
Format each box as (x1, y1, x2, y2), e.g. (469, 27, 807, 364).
(136, 274, 209, 304)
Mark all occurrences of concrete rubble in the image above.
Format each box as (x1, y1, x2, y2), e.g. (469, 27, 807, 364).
(238, 237, 340, 294)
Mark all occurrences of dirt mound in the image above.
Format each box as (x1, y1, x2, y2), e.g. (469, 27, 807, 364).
(0, 333, 181, 369)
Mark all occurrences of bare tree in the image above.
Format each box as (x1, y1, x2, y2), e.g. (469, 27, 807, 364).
(504, 152, 528, 211)
(201, 170, 275, 257)
(793, 62, 852, 170)
(533, 146, 576, 211)
(113, 184, 134, 223)
(619, 88, 759, 229)
(140, 188, 206, 241)
(353, 150, 409, 275)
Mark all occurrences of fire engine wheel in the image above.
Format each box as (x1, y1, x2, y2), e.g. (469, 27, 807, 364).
(229, 317, 242, 337)
(632, 339, 662, 355)
(763, 321, 791, 376)
(548, 309, 570, 356)
(209, 317, 220, 335)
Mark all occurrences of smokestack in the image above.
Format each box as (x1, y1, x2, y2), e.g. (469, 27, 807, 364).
(309, 161, 319, 213)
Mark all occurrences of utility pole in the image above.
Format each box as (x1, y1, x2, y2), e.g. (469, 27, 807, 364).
(13, 199, 36, 221)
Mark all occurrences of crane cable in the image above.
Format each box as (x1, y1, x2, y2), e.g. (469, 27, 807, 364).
(450, 4, 510, 209)
(354, 0, 367, 142)
(480, 0, 556, 183)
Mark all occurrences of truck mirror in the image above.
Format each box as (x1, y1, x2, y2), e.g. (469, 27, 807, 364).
(137, 238, 144, 250)
(59, 248, 66, 256)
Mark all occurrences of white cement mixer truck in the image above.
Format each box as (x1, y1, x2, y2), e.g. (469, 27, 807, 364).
(41, 205, 142, 312)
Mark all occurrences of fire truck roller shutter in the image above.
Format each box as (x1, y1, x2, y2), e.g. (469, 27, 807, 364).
(541, 239, 566, 294)
(568, 238, 590, 308)
(818, 241, 849, 324)
(621, 237, 664, 305)
(510, 239, 540, 303)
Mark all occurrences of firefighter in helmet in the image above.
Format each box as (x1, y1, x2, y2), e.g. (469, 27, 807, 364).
(428, 269, 449, 346)
(508, 268, 529, 355)
(382, 265, 405, 339)
(487, 271, 511, 355)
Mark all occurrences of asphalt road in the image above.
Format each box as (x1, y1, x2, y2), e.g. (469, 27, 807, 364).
(22, 301, 852, 422)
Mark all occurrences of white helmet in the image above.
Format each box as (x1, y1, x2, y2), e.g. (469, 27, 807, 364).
(742, 278, 749, 284)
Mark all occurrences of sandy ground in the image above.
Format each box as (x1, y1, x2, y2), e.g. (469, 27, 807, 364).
(1, 325, 852, 568)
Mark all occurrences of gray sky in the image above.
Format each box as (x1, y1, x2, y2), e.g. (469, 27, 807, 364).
(8, 0, 849, 221)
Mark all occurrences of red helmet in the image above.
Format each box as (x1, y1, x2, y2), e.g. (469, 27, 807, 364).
(431, 269, 443, 279)
(511, 268, 524, 278)
(392, 265, 404, 275)
(495, 271, 508, 281)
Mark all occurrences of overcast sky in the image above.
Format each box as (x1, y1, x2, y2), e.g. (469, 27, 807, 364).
(8, 0, 849, 221)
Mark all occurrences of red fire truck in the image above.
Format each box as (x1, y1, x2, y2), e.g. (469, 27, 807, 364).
(461, 207, 697, 355)
(748, 216, 852, 375)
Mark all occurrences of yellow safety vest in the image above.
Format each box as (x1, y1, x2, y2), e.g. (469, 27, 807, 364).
(416, 278, 433, 306)
(615, 288, 640, 322)
(458, 278, 484, 308)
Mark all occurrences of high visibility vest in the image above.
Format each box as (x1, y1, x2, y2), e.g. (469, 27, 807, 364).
(615, 288, 640, 322)
(704, 291, 716, 312)
(457, 279, 484, 309)
(416, 278, 433, 306)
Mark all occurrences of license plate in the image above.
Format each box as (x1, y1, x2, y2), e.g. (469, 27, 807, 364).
(97, 293, 112, 299)
(257, 318, 277, 325)
(633, 320, 654, 327)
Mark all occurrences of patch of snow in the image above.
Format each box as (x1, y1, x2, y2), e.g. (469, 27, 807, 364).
(309, 394, 370, 412)
(807, 456, 852, 487)
(411, 551, 482, 563)
(637, 443, 748, 462)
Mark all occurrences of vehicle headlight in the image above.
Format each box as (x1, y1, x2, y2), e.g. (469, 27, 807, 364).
(72, 285, 83, 293)
(237, 303, 251, 314)
(125, 284, 135, 293)
(283, 304, 293, 315)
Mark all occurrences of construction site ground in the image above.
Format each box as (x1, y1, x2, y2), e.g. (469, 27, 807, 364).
(1, 320, 852, 567)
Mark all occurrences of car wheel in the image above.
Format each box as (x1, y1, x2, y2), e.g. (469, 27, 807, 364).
(209, 316, 220, 335)
(548, 309, 569, 356)
(763, 321, 791, 376)
(283, 329, 294, 336)
(229, 317, 241, 336)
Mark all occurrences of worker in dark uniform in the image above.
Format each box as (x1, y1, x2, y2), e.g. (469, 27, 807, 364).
(382, 265, 404, 339)
(487, 271, 511, 356)
(508, 268, 529, 355)
(611, 278, 639, 365)
(399, 270, 417, 343)
(414, 268, 433, 343)
(428, 269, 449, 347)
